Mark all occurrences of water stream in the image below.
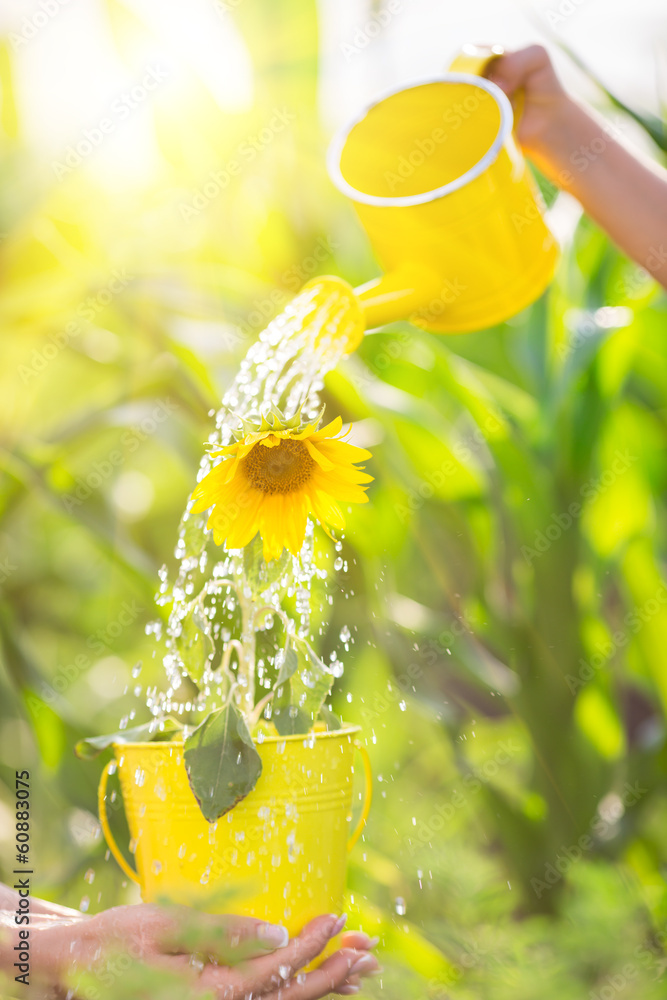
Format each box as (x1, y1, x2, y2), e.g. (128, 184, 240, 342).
(142, 276, 363, 728)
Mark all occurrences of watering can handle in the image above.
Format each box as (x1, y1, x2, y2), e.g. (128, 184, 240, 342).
(98, 760, 141, 884)
(347, 741, 373, 852)
(447, 44, 524, 124)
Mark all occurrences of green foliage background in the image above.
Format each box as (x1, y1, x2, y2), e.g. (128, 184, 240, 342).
(1, 2, 667, 997)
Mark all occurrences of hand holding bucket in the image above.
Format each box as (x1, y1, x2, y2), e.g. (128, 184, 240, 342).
(328, 45, 558, 342)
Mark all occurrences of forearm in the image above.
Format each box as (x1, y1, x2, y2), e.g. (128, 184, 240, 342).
(0, 887, 91, 996)
(528, 96, 667, 287)
(1, 918, 99, 1000)
(0, 885, 81, 919)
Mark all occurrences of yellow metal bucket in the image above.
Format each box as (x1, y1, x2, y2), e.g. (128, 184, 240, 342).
(98, 727, 371, 937)
(329, 47, 559, 333)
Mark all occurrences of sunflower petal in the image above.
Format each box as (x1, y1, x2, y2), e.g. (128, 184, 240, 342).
(316, 438, 373, 463)
(259, 435, 281, 449)
(206, 484, 252, 544)
(308, 415, 343, 441)
(221, 454, 246, 485)
(304, 439, 335, 471)
(225, 490, 264, 550)
(258, 495, 286, 561)
(284, 491, 309, 554)
(190, 463, 235, 512)
(309, 489, 346, 531)
(316, 464, 373, 485)
(209, 441, 241, 457)
(312, 473, 370, 503)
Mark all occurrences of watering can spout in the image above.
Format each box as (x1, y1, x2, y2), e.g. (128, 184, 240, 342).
(353, 265, 442, 331)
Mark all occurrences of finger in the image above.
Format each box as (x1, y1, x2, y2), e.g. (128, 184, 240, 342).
(486, 44, 552, 96)
(340, 951, 380, 980)
(147, 904, 290, 962)
(340, 930, 379, 951)
(198, 914, 346, 999)
(264, 949, 378, 1000)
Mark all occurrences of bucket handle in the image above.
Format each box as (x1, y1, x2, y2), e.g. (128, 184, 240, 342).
(99, 741, 372, 878)
(98, 760, 140, 885)
(447, 44, 525, 127)
(347, 741, 373, 852)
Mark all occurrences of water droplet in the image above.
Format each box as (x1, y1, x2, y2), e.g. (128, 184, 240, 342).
(84, 868, 95, 884)
(152, 861, 162, 875)
(395, 896, 406, 915)
(79, 896, 90, 913)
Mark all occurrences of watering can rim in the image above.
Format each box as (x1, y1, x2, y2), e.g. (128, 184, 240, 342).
(109, 724, 362, 751)
(327, 73, 513, 210)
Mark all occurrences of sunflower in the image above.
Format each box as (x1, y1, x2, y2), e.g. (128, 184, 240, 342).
(191, 408, 372, 562)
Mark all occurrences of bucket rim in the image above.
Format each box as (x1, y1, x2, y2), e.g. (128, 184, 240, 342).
(110, 724, 362, 751)
(327, 73, 513, 208)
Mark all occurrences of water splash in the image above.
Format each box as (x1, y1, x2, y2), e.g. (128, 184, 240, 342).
(148, 278, 363, 726)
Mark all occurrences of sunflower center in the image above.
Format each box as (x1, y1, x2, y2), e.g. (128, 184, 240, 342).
(242, 438, 316, 494)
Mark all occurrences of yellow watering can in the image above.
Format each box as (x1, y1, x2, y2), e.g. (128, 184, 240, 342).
(326, 44, 558, 344)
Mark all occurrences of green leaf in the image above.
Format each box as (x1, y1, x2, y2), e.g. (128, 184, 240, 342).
(275, 646, 298, 687)
(290, 644, 334, 723)
(273, 642, 334, 735)
(181, 512, 209, 561)
(74, 718, 182, 760)
(175, 602, 215, 685)
(574, 685, 625, 760)
(272, 704, 312, 736)
(184, 703, 262, 822)
(319, 705, 342, 732)
(243, 534, 291, 594)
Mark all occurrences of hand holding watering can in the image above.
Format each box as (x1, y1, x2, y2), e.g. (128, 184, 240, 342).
(325, 44, 559, 346)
